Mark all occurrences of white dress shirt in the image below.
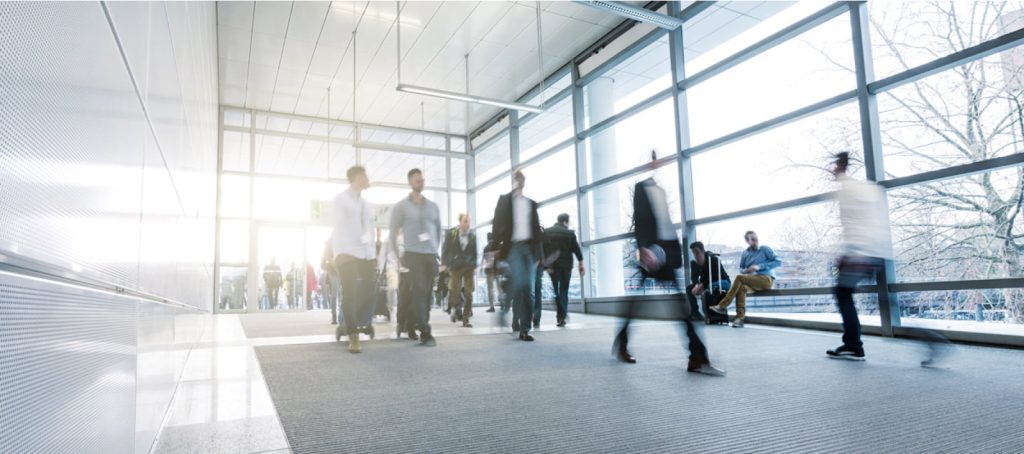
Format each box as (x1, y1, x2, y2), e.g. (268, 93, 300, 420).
(512, 194, 532, 242)
(836, 174, 892, 259)
(332, 188, 376, 260)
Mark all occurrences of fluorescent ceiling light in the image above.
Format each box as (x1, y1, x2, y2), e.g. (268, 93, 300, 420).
(397, 84, 545, 114)
(575, 1, 685, 30)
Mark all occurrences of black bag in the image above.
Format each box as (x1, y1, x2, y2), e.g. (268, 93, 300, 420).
(703, 253, 730, 325)
(374, 269, 390, 319)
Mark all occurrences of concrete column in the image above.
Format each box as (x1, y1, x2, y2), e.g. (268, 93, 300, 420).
(587, 76, 623, 296)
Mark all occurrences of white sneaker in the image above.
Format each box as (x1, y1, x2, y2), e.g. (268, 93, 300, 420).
(731, 319, 744, 328)
(709, 305, 728, 315)
(690, 364, 726, 377)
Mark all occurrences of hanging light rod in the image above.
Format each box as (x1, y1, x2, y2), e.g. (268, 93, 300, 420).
(397, 84, 546, 114)
(574, 1, 685, 30)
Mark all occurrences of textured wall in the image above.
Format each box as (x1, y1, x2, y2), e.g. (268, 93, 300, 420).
(0, 1, 218, 453)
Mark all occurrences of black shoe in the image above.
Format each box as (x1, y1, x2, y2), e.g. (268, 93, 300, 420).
(331, 320, 338, 325)
(612, 338, 635, 363)
(486, 307, 495, 312)
(533, 322, 540, 329)
(420, 335, 437, 347)
(462, 322, 473, 328)
(408, 331, 419, 341)
(557, 321, 566, 327)
(826, 345, 865, 361)
(519, 332, 534, 342)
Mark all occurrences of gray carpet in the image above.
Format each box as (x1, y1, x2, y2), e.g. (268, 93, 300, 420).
(239, 311, 340, 339)
(255, 323, 1024, 453)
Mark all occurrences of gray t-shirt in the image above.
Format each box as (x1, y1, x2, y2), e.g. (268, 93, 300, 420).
(389, 194, 441, 256)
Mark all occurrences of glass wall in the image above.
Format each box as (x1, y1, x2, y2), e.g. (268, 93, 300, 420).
(467, 1, 1024, 339)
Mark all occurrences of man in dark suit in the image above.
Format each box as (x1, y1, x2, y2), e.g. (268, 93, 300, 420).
(441, 213, 478, 327)
(492, 169, 544, 341)
(545, 213, 585, 327)
(616, 152, 725, 376)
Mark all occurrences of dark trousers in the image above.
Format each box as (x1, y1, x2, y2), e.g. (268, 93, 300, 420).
(835, 255, 881, 349)
(324, 273, 339, 323)
(684, 284, 703, 319)
(532, 265, 544, 325)
(335, 254, 375, 336)
(403, 252, 438, 337)
(397, 271, 413, 333)
(617, 283, 707, 361)
(267, 286, 280, 309)
(550, 267, 572, 323)
(507, 242, 537, 335)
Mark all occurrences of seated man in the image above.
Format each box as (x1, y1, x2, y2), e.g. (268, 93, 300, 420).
(687, 241, 731, 321)
(709, 231, 781, 328)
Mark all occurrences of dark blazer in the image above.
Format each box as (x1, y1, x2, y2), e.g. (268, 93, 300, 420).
(545, 223, 583, 269)
(632, 178, 682, 279)
(441, 227, 478, 270)
(492, 192, 544, 260)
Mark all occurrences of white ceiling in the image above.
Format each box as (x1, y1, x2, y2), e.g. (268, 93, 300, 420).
(217, 1, 624, 136)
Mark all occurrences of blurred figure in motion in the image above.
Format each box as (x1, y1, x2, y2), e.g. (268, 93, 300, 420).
(333, 166, 377, 353)
(492, 169, 544, 341)
(389, 168, 442, 347)
(482, 232, 500, 312)
(263, 258, 282, 310)
(320, 240, 339, 324)
(616, 151, 724, 376)
(442, 213, 478, 328)
(827, 152, 893, 361)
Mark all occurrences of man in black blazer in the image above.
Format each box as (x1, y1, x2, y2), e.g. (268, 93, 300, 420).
(492, 169, 544, 341)
(616, 152, 724, 376)
(544, 213, 585, 327)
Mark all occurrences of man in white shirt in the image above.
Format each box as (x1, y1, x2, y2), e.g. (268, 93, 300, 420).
(827, 152, 891, 361)
(332, 166, 377, 353)
(492, 170, 544, 341)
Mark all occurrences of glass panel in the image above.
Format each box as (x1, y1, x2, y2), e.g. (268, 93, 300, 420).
(451, 158, 467, 190)
(327, 143, 358, 180)
(691, 102, 863, 218)
(222, 130, 250, 172)
(217, 266, 248, 312)
(474, 179, 508, 224)
(744, 294, 881, 323)
(900, 289, 1024, 333)
(878, 48, 1024, 178)
(584, 98, 676, 183)
(519, 97, 573, 162)
(523, 73, 571, 106)
(583, 36, 671, 127)
(219, 220, 249, 263)
(254, 134, 329, 179)
(361, 149, 446, 187)
(586, 167, 680, 240)
(694, 202, 839, 289)
(474, 133, 511, 185)
(890, 167, 1024, 282)
(252, 177, 343, 222)
(869, 1, 1024, 79)
(688, 13, 854, 145)
(521, 146, 575, 203)
(220, 175, 250, 218)
(451, 137, 466, 153)
(685, 2, 816, 74)
(589, 238, 678, 298)
(450, 191, 467, 227)
(256, 226, 307, 311)
(224, 109, 251, 128)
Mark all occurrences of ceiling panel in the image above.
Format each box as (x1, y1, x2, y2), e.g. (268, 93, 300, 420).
(217, 1, 254, 30)
(279, 39, 316, 71)
(218, 25, 251, 62)
(286, 2, 329, 43)
(253, 2, 293, 38)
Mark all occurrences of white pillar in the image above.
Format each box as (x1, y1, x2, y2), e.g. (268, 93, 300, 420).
(587, 77, 623, 296)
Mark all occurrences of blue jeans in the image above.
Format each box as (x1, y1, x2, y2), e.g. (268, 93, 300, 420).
(508, 243, 537, 334)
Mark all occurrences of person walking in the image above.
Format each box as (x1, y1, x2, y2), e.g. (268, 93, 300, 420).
(263, 258, 282, 310)
(442, 213, 478, 328)
(616, 151, 724, 376)
(320, 240, 340, 324)
(481, 232, 500, 312)
(389, 168, 442, 347)
(332, 166, 377, 353)
(545, 213, 585, 327)
(492, 169, 544, 342)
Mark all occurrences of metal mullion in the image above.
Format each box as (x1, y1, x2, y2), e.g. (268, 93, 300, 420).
(582, 232, 632, 248)
(246, 108, 258, 314)
(516, 137, 575, 170)
(880, 153, 1024, 189)
(668, 0, 695, 275)
(517, 87, 572, 125)
(571, 63, 592, 307)
(473, 170, 514, 194)
(231, 104, 461, 141)
(509, 111, 521, 169)
(677, 0, 716, 21)
(579, 154, 678, 194)
(680, 2, 848, 91)
(233, 126, 467, 160)
(851, 1, 898, 335)
(516, 63, 572, 105)
(687, 192, 835, 227)
(684, 90, 858, 157)
(469, 129, 510, 158)
(889, 278, 1024, 293)
(869, 27, 1024, 95)
(536, 191, 577, 208)
(577, 27, 669, 88)
(213, 105, 224, 313)
(577, 87, 674, 141)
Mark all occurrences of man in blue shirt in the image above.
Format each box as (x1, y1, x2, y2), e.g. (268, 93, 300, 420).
(709, 231, 781, 328)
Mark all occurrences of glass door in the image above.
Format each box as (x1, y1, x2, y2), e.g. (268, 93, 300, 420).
(255, 225, 308, 311)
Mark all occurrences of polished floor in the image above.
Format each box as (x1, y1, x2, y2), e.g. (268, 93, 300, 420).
(152, 308, 1024, 453)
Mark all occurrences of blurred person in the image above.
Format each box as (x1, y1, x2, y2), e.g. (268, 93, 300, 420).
(320, 240, 339, 324)
(305, 261, 318, 310)
(532, 226, 548, 329)
(687, 241, 731, 322)
(708, 231, 781, 328)
(390, 168, 442, 347)
(376, 228, 400, 323)
(825, 152, 927, 362)
(545, 213, 585, 327)
(442, 213, 478, 327)
(284, 263, 298, 309)
(332, 165, 377, 353)
(492, 169, 544, 341)
(263, 258, 282, 309)
(615, 150, 724, 376)
(482, 232, 500, 312)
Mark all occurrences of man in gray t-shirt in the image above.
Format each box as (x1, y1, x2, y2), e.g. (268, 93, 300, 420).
(389, 168, 442, 346)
